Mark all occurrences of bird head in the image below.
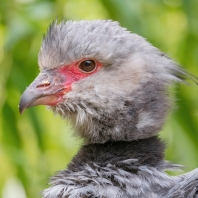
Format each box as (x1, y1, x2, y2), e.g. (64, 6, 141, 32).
(19, 20, 188, 143)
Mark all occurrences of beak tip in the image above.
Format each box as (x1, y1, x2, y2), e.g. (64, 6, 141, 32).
(19, 87, 36, 114)
(18, 104, 25, 114)
(19, 109, 24, 114)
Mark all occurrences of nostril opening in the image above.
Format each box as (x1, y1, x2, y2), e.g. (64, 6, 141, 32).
(36, 80, 51, 88)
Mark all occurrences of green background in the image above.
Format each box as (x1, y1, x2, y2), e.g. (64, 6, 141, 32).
(0, 0, 198, 197)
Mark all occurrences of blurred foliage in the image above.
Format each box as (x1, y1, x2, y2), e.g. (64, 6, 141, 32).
(0, 0, 198, 197)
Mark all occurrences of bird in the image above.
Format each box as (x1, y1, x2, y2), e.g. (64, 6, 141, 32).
(19, 20, 198, 198)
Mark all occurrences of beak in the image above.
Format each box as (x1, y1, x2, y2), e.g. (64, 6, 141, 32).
(19, 70, 67, 114)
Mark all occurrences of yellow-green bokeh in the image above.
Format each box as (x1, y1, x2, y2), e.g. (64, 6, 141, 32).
(0, 0, 198, 197)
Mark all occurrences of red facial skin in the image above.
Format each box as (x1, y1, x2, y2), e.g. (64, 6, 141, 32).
(54, 59, 103, 104)
(59, 59, 102, 89)
(19, 59, 102, 113)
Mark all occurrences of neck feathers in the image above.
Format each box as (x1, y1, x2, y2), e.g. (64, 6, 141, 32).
(68, 136, 165, 171)
(62, 78, 171, 144)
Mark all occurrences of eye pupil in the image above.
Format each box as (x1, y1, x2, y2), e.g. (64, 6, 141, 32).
(79, 60, 96, 73)
(85, 61, 92, 67)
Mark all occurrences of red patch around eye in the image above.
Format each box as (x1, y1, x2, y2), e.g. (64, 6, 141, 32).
(57, 59, 102, 91)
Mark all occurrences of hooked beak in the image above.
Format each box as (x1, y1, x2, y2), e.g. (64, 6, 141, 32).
(19, 70, 67, 114)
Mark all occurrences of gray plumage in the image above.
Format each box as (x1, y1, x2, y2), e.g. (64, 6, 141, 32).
(39, 20, 186, 144)
(22, 20, 198, 197)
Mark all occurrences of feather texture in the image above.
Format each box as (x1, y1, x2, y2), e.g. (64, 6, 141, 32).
(27, 20, 198, 197)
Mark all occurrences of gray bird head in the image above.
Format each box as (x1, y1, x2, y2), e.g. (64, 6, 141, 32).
(19, 20, 190, 144)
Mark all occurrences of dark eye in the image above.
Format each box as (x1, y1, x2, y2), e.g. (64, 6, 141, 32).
(78, 60, 96, 73)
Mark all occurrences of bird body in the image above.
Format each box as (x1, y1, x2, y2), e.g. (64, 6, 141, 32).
(19, 20, 198, 197)
(42, 137, 197, 198)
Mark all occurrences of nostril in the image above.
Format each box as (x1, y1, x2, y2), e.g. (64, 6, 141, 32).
(36, 80, 51, 88)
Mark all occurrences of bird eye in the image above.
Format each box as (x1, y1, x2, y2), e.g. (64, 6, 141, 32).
(78, 60, 96, 73)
